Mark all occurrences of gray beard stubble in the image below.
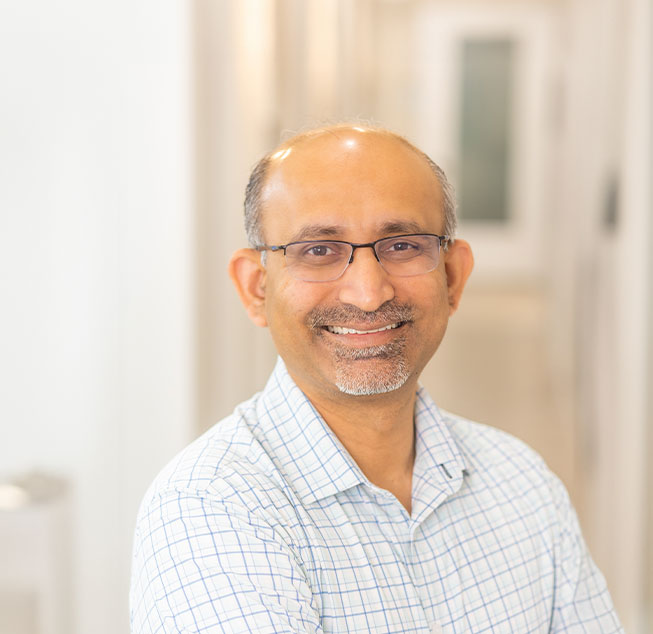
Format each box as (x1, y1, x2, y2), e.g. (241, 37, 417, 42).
(307, 302, 414, 396)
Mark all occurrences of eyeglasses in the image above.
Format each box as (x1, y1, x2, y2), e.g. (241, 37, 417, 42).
(255, 233, 450, 282)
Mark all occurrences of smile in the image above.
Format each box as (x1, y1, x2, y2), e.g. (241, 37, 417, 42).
(325, 322, 402, 335)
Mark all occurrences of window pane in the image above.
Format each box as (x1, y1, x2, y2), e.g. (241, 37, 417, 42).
(458, 39, 514, 222)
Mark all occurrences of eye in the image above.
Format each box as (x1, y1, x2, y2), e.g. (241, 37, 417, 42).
(288, 241, 348, 264)
(302, 243, 336, 257)
(387, 240, 418, 252)
(382, 238, 422, 254)
(378, 236, 430, 261)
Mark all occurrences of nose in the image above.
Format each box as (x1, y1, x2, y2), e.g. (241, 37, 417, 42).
(337, 245, 395, 312)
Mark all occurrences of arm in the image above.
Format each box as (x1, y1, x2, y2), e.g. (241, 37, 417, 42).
(130, 489, 323, 634)
(548, 474, 623, 633)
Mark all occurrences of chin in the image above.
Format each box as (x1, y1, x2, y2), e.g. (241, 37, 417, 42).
(333, 357, 410, 396)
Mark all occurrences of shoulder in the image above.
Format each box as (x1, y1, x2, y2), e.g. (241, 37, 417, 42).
(439, 409, 570, 512)
(138, 393, 283, 518)
(442, 409, 550, 473)
(130, 393, 323, 633)
(134, 391, 308, 549)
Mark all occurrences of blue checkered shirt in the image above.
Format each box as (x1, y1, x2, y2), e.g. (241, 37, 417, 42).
(130, 358, 622, 633)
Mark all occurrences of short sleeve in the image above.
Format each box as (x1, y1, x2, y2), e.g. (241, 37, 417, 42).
(130, 489, 323, 634)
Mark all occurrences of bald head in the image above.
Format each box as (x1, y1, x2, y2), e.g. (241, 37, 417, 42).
(243, 125, 457, 246)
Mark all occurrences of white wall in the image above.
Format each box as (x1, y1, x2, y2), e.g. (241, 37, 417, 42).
(606, 0, 651, 627)
(0, 2, 194, 632)
(194, 0, 280, 429)
(557, 0, 651, 629)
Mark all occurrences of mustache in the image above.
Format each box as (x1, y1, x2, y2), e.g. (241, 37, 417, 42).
(306, 300, 415, 329)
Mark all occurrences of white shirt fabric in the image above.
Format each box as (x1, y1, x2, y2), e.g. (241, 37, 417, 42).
(130, 358, 623, 633)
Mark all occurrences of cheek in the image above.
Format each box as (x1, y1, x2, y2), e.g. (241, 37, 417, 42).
(408, 276, 451, 343)
(402, 270, 448, 310)
(264, 277, 330, 335)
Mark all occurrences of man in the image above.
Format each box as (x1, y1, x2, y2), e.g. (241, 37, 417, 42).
(130, 125, 622, 633)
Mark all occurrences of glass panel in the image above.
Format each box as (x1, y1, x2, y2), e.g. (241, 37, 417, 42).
(458, 39, 514, 222)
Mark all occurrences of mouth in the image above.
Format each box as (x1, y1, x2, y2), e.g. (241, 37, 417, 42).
(307, 301, 414, 345)
(323, 322, 405, 335)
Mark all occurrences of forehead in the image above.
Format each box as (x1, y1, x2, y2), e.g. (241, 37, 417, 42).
(260, 131, 444, 241)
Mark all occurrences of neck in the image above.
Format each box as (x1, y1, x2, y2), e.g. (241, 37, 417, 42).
(298, 380, 418, 513)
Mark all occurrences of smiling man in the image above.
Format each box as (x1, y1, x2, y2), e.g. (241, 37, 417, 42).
(130, 125, 622, 633)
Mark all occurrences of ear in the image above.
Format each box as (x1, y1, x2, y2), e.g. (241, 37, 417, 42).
(228, 248, 268, 327)
(443, 239, 474, 315)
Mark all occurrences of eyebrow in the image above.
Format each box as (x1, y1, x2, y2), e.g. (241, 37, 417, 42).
(378, 220, 425, 235)
(288, 219, 428, 243)
(290, 224, 342, 242)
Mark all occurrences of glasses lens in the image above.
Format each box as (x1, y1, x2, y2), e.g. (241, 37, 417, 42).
(284, 241, 351, 281)
(375, 234, 441, 276)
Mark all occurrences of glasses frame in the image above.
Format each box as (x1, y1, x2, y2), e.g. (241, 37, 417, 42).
(255, 233, 451, 282)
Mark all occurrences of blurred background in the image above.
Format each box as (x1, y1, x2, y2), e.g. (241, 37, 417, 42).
(0, 0, 650, 632)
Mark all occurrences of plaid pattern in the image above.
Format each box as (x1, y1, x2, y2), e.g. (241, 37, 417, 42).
(131, 358, 622, 633)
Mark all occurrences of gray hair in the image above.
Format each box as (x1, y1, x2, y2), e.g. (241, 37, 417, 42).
(243, 128, 457, 247)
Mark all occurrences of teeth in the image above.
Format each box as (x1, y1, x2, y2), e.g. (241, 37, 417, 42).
(326, 323, 401, 335)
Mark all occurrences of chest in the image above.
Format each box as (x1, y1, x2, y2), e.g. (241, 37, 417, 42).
(295, 492, 555, 634)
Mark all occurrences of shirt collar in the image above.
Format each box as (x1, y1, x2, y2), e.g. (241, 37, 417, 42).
(253, 358, 467, 508)
(413, 387, 467, 481)
(254, 358, 366, 505)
